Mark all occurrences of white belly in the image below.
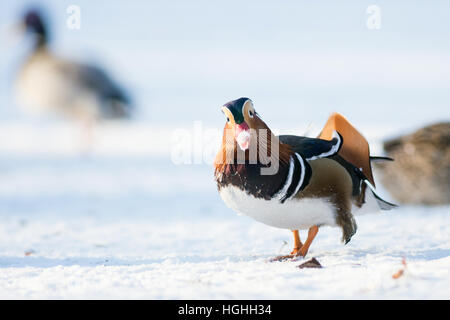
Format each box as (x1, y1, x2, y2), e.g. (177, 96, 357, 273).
(16, 56, 99, 119)
(219, 185, 338, 230)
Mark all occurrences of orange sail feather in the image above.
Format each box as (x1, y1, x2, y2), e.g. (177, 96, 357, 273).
(318, 112, 375, 186)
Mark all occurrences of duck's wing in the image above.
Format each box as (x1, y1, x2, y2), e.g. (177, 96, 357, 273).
(278, 132, 342, 160)
(318, 113, 397, 210)
(317, 112, 375, 185)
(279, 131, 396, 210)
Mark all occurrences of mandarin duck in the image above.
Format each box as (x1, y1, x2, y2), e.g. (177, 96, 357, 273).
(214, 97, 396, 259)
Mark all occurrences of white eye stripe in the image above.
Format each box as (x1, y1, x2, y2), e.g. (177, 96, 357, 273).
(241, 99, 255, 119)
(221, 106, 233, 123)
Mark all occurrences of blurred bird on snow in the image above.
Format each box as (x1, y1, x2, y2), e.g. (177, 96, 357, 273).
(13, 8, 132, 148)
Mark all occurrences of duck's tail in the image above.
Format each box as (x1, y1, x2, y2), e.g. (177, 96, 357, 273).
(363, 179, 398, 210)
(319, 112, 397, 211)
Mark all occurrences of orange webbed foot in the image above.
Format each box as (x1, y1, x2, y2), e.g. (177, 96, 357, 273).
(270, 254, 296, 262)
(271, 246, 304, 262)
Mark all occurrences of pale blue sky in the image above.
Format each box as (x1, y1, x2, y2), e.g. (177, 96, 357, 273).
(1, 1, 449, 130)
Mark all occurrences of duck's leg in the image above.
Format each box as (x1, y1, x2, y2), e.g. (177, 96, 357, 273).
(298, 225, 319, 257)
(270, 230, 304, 262)
(290, 230, 303, 255)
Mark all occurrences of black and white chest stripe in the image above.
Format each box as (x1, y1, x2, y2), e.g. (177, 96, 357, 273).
(273, 153, 311, 203)
(272, 131, 342, 203)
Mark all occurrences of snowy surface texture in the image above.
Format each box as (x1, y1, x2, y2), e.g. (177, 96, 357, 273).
(0, 123, 448, 300)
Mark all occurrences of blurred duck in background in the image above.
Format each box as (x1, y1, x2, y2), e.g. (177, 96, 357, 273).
(374, 122, 450, 205)
(15, 9, 132, 146)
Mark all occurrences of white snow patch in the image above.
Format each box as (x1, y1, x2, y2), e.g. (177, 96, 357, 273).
(0, 122, 448, 299)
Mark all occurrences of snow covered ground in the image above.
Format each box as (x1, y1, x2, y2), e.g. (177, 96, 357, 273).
(0, 123, 448, 299)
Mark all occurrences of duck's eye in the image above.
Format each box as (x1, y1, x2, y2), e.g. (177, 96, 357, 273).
(227, 117, 230, 122)
(248, 110, 254, 118)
